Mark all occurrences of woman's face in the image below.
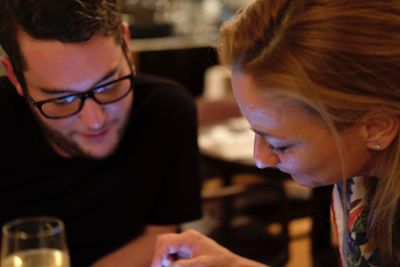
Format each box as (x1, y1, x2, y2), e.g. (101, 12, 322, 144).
(232, 72, 373, 188)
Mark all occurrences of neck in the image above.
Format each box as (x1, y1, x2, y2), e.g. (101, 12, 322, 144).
(48, 141, 73, 158)
(365, 150, 387, 178)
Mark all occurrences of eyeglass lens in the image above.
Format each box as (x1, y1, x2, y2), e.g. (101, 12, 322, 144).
(40, 76, 132, 118)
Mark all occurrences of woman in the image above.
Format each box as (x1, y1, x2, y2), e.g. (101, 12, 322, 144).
(151, 0, 400, 266)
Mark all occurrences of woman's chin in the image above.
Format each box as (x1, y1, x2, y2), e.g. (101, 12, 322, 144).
(291, 176, 320, 189)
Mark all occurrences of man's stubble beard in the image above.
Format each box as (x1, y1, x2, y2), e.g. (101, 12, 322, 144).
(32, 106, 132, 160)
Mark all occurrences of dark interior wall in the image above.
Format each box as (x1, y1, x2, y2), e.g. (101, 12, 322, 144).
(136, 46, 218, 97)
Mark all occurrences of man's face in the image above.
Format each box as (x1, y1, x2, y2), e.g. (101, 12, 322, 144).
(18, 32, 133, 159)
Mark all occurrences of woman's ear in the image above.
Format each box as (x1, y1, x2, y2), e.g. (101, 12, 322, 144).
(359, 110, 400, 151)
(1, 56, 24, 96)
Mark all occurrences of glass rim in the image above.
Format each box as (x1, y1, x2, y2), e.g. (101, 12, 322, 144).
(33, 73, 134, 119)
(2, 216, 65, 240)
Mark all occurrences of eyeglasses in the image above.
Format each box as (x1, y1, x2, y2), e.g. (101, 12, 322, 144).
(25, 42, 135, 119)
(26, 73, 134, 119)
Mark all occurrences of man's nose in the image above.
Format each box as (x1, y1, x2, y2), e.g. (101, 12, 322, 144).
(253, 134, 280, 169)
(79, 99, 106, 130)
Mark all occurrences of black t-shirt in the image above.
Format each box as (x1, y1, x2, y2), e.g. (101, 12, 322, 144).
(0, 74, 202, 267)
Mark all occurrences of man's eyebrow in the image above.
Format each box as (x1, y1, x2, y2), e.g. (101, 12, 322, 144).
(38, 66, 120, 95)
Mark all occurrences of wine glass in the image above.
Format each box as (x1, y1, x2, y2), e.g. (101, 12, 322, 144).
(1, 216, 71, 267)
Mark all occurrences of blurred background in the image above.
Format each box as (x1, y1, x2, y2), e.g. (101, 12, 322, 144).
(116, 1, 338, 266)
(118, 0, 247, 37)
(0, 0, 244, 86)
(0, 1, 338, 266)
(121, 0, 249, 97)
(0, 47, 4, 76)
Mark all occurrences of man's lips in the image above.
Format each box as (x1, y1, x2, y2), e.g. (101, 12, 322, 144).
(81, 128, 109, 139)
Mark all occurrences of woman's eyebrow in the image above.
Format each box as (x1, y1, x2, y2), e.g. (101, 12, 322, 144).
(251, 128, 290, 141)
(251, 128, 272, 138)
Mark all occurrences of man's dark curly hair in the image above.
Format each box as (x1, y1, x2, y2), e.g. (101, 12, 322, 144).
(0, 0, 123, 72)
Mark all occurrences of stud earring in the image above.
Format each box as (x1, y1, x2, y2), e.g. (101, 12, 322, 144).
(371, 144, 382, 151)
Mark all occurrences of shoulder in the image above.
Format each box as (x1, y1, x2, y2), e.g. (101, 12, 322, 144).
(133, 73, 196, 114)
(0, 76, 36, 154)
(135, 73, 186, 92)
(125, 73, 198, 144)
(135, 73, 193, 102)
(0, 75, 16, 97)
(0, 75, 24, 111)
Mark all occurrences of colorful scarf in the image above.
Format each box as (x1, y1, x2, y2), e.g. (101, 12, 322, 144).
(332, 176, 380, 266)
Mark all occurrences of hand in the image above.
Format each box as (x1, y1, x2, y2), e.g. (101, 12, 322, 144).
(91, 225, 177, 267)
(151, 229, 268, 267)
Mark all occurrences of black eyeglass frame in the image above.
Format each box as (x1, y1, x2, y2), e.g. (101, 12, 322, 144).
(26, 73, 134, 119)
(24, 42, 136, 119)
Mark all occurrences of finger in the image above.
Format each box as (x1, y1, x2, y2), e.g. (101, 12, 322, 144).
(160, 257, 173, 267)
(170, 257, 208, 267)
(151, 230, 206, 267)
(151, 253, 182, 267)
(151, 234, 192, 267)
(152, 245, 194, 267)
(151, 247, 175, 267)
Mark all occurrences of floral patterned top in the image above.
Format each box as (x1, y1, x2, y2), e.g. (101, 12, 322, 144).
(332, 176, 380, 266)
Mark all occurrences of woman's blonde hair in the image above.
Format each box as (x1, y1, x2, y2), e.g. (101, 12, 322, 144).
(216, 0, 400, 264)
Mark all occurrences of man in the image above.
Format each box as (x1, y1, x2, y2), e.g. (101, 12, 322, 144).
(0, 1, 202, 266)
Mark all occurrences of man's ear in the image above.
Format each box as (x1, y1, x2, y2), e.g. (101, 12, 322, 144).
(0, 56, 24, 96)
(121, 22, 131, 45)
(121, 22, 138, 67)
(359, 110, 400, 151)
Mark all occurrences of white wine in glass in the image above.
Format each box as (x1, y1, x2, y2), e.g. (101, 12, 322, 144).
(1, 216, 71, 267)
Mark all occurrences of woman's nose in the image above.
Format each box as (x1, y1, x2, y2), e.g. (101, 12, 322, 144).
(253, 135, 280, 169)
(79, 99, 106, 130)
